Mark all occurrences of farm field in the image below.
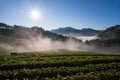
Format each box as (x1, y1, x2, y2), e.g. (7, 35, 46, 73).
(0, 50, 120, 80)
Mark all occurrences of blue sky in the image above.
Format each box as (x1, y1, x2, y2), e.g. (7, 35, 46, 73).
(0, 0, 120, 30)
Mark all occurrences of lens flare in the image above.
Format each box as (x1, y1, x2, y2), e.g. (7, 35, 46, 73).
(29, 9, 41, 20)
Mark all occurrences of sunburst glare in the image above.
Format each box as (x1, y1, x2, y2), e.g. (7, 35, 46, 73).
(29, 9, 41, 20)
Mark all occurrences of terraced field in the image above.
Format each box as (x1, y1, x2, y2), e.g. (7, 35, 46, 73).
(0, 50, 120, 80)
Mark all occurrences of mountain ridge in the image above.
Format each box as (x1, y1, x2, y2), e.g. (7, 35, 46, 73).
(51, 27, 102, 36)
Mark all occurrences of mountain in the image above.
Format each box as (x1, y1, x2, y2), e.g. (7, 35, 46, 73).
(51, 27, 102, 36)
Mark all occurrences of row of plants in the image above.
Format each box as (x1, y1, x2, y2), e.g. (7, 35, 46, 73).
(1, 52, 119, 62)
(0, 52, 120, 79)
(0, 53, 120, 66)
(0, 58, 120, 70)
(0, 62, 120, 79)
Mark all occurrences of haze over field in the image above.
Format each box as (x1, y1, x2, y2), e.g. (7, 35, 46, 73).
(0, 23, 91, 52)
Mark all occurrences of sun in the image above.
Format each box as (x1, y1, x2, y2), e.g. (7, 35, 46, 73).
(29, 9, 41, 20)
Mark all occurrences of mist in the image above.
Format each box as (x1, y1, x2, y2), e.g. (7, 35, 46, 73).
(10, 36, 84, 52)
(0, 34, 96, 53)
(75, 36, 98, 42)
(1, 34, 120, 54)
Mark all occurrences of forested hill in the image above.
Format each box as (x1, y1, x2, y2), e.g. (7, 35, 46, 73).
(0, 23, 81, 44)
(98, 25, 120, 40)
(88, 25, 120, 46)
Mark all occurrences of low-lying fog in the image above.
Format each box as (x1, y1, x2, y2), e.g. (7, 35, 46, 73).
(74, 36, 98, 42)
(1, 35, 120, 54)
(2, 35, 95, 52)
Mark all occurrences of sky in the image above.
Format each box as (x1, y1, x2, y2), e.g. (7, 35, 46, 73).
(0, 0, 120, 30)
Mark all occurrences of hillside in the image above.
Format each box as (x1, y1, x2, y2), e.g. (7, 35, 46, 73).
(0, 23, 82, 43)
(51, 27, 102, 36)
(88, 25, 120, 47)
(98, 25, 120, 40)
(0, 23, 67, 42)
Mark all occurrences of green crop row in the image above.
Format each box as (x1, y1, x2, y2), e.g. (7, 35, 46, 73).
(0, 54, 120, 66)
(0, 62, 120, 79)
(0, 58, 120, 70)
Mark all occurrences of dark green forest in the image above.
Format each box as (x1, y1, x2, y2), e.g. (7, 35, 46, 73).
(86, 25, 120, 47)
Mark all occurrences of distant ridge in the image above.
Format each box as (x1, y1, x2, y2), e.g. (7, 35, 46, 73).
(51, 27, 102, 36)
